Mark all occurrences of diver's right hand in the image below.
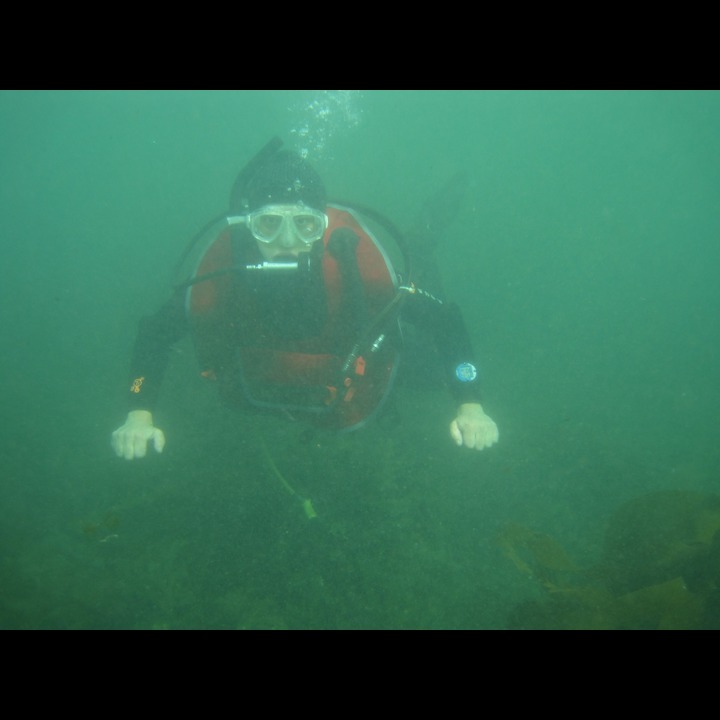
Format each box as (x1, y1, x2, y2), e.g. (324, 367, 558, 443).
(111, 410, 166, 460)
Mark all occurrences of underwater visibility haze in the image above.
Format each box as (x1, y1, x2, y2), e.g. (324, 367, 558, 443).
(1, 90, 719, 629)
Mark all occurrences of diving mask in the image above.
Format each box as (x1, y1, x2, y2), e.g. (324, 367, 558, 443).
(246, 204, 328, 245)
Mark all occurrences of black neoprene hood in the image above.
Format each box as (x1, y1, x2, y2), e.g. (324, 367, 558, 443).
(245, 149, 327, 213)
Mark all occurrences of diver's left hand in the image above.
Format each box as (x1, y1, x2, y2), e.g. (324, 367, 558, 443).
(450, 403, 499, 451)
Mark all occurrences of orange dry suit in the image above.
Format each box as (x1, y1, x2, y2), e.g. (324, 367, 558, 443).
(184, 204, 403, 431)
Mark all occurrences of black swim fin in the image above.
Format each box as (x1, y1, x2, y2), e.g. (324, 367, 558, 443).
(404, 170, 469, 293)
(407, 169, 469, 253)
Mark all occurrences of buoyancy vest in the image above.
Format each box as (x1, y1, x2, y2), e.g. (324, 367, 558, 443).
(185, 204, 402, 431)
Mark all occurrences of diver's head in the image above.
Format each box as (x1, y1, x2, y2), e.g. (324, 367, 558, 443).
(244, 150, 328, 260)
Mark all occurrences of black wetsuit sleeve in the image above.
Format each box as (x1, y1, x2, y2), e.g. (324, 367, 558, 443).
(401, 289, 483, 405)
(126, 289, 189, 412)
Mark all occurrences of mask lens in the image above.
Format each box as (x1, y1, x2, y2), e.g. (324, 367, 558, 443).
(252, 212, 284, 242)
(293, 213, 325, 242)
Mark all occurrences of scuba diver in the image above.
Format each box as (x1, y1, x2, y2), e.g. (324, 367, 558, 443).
(111, 137, 499, 460)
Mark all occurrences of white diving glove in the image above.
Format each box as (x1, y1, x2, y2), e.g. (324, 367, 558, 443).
(111, 409, 166, 460)
(449, 402, 499, 451)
